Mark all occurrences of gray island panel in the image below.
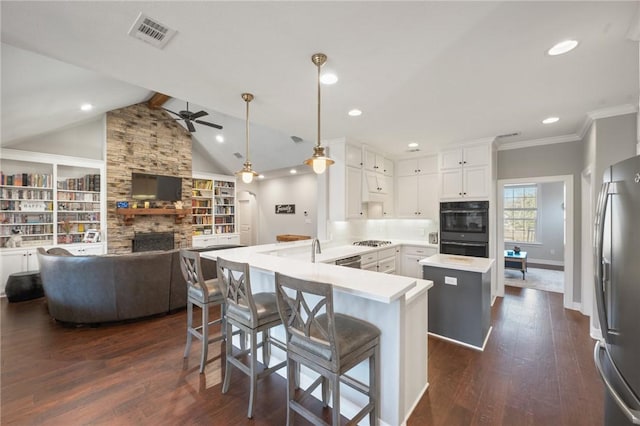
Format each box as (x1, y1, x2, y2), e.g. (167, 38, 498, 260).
(423, 264, 491, 349)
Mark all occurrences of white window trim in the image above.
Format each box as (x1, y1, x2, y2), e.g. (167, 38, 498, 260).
(503, 183, 541, 244)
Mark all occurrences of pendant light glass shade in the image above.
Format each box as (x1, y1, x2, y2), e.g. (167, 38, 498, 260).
(236, 93, 259, 184)
(304, 53, 334, 174)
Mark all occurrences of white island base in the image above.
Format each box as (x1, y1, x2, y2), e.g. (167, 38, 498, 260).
(202, 244, 432, 426)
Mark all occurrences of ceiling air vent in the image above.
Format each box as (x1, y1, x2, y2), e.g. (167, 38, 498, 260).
(406, 148, 421, 153)
(290, 136, 304, 144)
(497, 132, 521, 139)
(128, 13, 177, 49)
(233, 152, 244, 159)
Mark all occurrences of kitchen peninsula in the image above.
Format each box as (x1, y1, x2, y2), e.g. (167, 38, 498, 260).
(420, 254, 495, 350)
(201, 240, 433, 426)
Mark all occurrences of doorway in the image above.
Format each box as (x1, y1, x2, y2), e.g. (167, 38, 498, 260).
(237, 190, 257, 246)
(497, 175, 575, 310)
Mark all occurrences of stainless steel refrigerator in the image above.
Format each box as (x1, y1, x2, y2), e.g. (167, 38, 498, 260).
(594, 155, 640, 425)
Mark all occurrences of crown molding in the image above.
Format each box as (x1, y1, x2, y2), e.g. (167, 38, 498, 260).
(497, 134, 581, 151)
(587, 104, 638, 121)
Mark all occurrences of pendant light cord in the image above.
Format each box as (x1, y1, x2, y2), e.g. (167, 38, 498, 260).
(245, 97, 250, 162)
(317, 60, 321, 149)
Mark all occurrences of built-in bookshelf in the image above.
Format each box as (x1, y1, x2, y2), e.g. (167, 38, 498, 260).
(0, 151, 105, 248)
(56, 169, 101, 244)
(191, 174, 236, 237)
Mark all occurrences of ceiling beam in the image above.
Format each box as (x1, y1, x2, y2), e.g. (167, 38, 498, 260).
(147, 92, 170, 109)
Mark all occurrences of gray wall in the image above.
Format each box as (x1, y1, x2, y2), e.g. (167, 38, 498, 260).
(257, 173, 318, 244)
(504, 181, 565, 264)
(498, 140, 584, 302)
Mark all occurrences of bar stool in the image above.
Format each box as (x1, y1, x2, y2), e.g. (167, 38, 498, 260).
(217, 257, 287, 418)
(274, 272, 380, 426)
(179, 249, 225, 374)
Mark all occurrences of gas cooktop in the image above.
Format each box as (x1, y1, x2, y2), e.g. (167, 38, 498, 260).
(353, 240, 393, 247)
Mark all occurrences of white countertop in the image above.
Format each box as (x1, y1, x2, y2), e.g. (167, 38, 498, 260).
(200, 240, 435, 304)
(419, 253, 495, 274)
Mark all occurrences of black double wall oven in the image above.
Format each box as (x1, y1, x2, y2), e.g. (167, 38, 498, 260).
(439, 201, 489, 258)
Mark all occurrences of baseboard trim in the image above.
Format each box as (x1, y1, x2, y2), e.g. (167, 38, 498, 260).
(428, 326, 492, 352)
(528, 258, 564, 268)
(401, 382, 429, 426)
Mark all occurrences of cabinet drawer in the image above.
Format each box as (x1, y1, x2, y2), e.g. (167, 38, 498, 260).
(362, 262, 378, 272)
(378, 247, 396, 260)
(403, 245, 437, 257)
(361, 252, 378, 264)
(378, 257, 396, 274)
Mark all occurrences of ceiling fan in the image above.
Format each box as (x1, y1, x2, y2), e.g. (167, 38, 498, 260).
(162, 102, 223, 132)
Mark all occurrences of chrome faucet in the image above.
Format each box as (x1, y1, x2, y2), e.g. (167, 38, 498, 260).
(311, 238, 322, 263)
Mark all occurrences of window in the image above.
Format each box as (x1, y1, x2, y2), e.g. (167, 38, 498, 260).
(504, 184, 538, 243)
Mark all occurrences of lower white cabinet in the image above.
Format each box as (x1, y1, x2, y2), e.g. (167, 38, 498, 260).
(1, 248, 43, 295)
(401, 246, 437, 278)
(65, 243, 105, 256)
(360, 247, 397, 274)
(193, 234, 240, 248)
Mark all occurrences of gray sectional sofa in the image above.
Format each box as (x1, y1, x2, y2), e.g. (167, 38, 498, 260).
(36, 247, 220, 325)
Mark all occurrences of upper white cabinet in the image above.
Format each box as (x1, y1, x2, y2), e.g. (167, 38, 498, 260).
(439, 143, 491, 200)
(328, 141, 366, 221)
(345, 144, 363, 168)
(363, 148, 393, 176)
(395, 155, 439, 219)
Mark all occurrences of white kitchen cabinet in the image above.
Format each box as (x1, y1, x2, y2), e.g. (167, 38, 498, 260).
(383, 175, 395, 217)
(360, 247, 396, 274)
(328, 141, 366, 221)
(395, 155, 439, 219)
(401, 245, 437, 278)
(1, 247, 42, 295)
(345, 144, 363, 168)
(396, 155, 438, 177)
(192, 235, 218, 248)
(396, 172, 438, 219)
(346, 166, 365, 219)
(439, 144, 491, 200)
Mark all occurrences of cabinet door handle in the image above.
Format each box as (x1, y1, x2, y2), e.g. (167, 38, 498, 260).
(459, 192, 462, 195)
(458, 161, 462, 165)
(463, 192, 467, 195)
(463, 161, 467, 164)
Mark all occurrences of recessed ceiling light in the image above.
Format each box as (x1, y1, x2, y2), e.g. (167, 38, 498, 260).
(542, 116, 560, 124)
(216, 134, 224, 143)
(80, 103, 93, 111)
(408, 142, 419, 148)
(320, 73, 338, 85)
(348, 109, 362, 117)
(258, 174, 265, 179)
(547, 40, 578, 56)
(290, 169, 297, 174)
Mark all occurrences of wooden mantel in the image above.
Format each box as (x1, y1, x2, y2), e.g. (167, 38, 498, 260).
(116, 208, 188, 225)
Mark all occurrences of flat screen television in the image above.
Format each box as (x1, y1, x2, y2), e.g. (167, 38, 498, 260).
(131, 173, 182, 202)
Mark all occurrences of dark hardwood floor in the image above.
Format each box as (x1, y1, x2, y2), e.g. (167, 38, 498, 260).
(1, 286, 603, 425)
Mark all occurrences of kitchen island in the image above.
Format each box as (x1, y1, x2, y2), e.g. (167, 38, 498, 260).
(201, 241, 433, 426)
(419, 254, 495, 350)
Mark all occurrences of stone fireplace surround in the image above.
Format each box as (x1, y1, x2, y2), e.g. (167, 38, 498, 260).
(106, 103, 193, 254)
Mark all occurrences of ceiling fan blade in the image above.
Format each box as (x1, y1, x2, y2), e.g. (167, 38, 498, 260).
(161, 107, 182, 117)
(185, 119, 196, 133)
(194, 120, 223, 130)
(189, 110, 208, 120)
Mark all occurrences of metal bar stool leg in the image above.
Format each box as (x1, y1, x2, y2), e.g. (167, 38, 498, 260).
(200, 303, 209, 373)
(184, 301, 194, 358)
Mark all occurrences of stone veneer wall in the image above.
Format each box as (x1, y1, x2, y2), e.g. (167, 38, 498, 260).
(106, 103, 192, 254)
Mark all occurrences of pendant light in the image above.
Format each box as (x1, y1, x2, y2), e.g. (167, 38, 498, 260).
(237, 93, 259, 184)
(304, 53, 334, 174)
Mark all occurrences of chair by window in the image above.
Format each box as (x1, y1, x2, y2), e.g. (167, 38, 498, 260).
(274, 272, 380, 426)
(179, 249, 225, 374)
(217, 257, 287, 418)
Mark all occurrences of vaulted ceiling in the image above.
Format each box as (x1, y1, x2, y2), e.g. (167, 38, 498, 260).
(1, 1, 638, 176)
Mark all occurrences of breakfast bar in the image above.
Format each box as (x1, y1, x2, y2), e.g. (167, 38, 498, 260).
(201, 242, 432, 426)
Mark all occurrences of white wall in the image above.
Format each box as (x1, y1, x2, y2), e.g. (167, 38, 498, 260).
(3, 116, 104, 159)
(328, 219, 438, 244)
(257, 173, 318, 244)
